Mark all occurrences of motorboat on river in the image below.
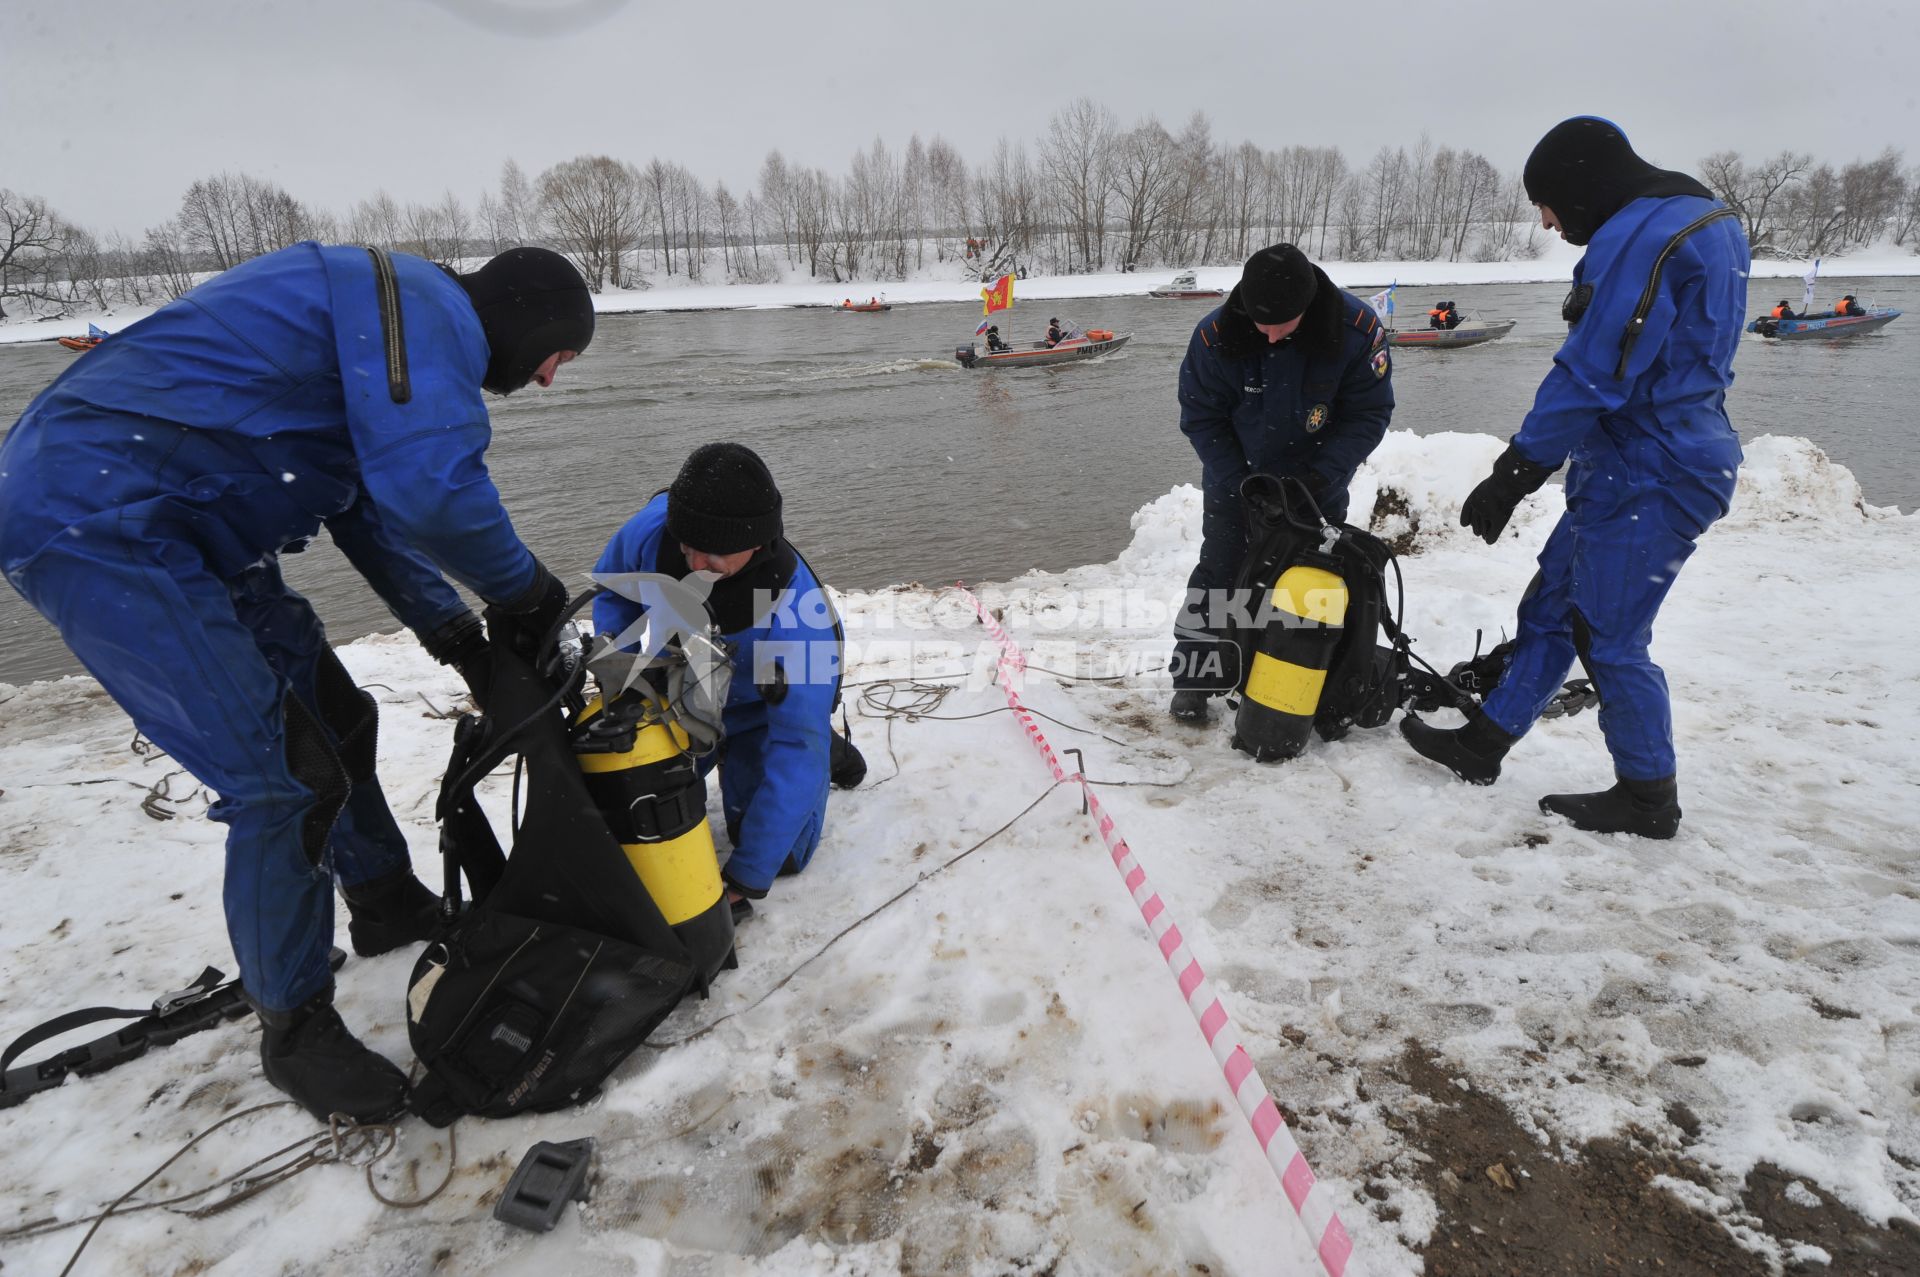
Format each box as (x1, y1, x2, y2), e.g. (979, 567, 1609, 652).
(1746, 307, 1900, 340)
(56, 323, 109, 352)
(953, 329, 1131, 368)
(1148, 271, 1223, 300)
(1385, 318, 1515, 349)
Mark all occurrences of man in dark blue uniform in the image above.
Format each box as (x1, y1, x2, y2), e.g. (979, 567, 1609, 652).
(1169, 243, 1395, 721)
(594, 444, 855, 919)
(1401, 117, 1748, 839)
(0, 243, 594, 1120)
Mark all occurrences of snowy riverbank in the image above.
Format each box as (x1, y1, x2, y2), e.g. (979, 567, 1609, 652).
(1, 431, 1916, 1274)
(4, 241, 1918, 344)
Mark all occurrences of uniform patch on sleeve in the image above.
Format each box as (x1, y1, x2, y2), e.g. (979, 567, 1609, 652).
(1370, 323, 1387, 352)
(1370, 348, 1391, 380)
(1305, 403, 1331, 433)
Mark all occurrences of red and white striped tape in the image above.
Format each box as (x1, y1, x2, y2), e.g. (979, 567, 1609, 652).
(960, 588, 1354, 1277)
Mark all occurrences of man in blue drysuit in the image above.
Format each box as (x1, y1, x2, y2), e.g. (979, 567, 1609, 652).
(0, 243, 594, 1120)
(594, 444, 861, 921)
(1400, 117, 1748, 839)
(1169, 243, 1395, 722)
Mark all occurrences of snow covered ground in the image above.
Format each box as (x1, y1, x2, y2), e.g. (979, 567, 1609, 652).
(0, 432, 1916, 1275)
(3, 241, 1916, 344)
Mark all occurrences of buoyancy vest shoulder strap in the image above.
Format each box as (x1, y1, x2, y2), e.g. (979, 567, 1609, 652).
(1613, 206, 1741, 380)
(365, 247, 412, 404)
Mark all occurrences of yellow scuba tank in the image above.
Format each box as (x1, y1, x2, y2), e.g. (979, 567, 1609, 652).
(1232, 538, 1349, 763)
(573, 694, 735, 988)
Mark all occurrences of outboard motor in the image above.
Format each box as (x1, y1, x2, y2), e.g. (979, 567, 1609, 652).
(954, 344, 977, 368)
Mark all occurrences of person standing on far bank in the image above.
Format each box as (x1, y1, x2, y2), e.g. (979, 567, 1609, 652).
(1401, 117, 1748, 839)
(1168, 243, 1394, 722)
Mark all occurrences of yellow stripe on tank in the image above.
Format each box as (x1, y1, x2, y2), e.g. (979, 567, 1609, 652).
(622, 824, 723, 926)
(1269, 565, 1348, 625)
(1244, 654, 1329, 717)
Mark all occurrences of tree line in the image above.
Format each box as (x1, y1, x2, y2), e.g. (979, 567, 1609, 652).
(5, 99, 1919, 317)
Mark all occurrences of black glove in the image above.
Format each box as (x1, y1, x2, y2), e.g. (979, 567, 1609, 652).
(1461, 443, 1555, 544)
(489, 565, 571, 666)
(420, 611, 492, 706)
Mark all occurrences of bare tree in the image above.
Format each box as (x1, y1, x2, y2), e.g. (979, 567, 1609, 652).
(172, 173, 319, 271)
(141, 220, 199, 300)
(1361, 146, 1411, 258)
(714, 181, 740, 279)
(1112, 118, 1178, 270)
(499, 160, 536, 245)
(971, 139, 1038, 277)
(756, 151, 795, 268)
(791, 167, 833, 279)
(538, 155, 645, 290)
(1784, 163, 1849, 255)
(346, 190, 403, 249)
(903, 134, 929, 271)
(1040, 97, 1119, 272)
(1703, 149, 1810, 253)
(1894, 164, 1920, 246)
(925, 136, 970, 259)
(1838, 148, 1904, 245)
(0, 188, 71, 318)
(1446, 151, 1503, 261)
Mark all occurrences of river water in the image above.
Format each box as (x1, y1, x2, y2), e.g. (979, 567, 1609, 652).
(2, 275, 1914, 684)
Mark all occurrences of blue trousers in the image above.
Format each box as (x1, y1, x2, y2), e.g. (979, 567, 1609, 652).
(9, 538, 411, 1010)
(699, 724, 824, 878)
(1481, 493, 1714, 780)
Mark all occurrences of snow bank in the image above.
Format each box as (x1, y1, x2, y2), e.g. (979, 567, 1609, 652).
(1724, 434, 1891, 525)
(0, 434, 1914, 1275)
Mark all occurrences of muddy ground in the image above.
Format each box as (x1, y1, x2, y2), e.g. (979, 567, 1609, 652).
(1363, 1048, 1920, 1276)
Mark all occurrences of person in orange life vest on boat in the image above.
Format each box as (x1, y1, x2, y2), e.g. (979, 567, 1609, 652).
(593, 444, 865, 922)
(1428, 300, 1461, 329)
(1835, 295, 1865, 316)
(1770, 299, 1796, 319)
(1044, 317, 1066, 347)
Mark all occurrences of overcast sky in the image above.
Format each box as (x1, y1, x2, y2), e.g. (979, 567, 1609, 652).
(6, 0, 1917, 234)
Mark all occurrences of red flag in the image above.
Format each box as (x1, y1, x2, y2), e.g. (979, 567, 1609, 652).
(981, 274, 1014, 315)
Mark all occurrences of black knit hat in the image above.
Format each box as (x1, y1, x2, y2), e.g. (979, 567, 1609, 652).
(667, 443, 784, 555)
(1233, 244, 1319, 324)
(454, 247, 595, 394)
(1523, 117, 1713, 246)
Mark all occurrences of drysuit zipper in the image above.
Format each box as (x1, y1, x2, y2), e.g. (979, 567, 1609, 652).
(1613, 206, 1740, 380)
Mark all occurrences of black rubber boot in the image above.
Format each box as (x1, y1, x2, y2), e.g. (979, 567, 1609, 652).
(257, 988, 410, 1123)
(1169, 689, 1213, 723)
(1399, 711, 1518, 785)
(1539, 775, 1681, 839)
(342, 869, 441, 957)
